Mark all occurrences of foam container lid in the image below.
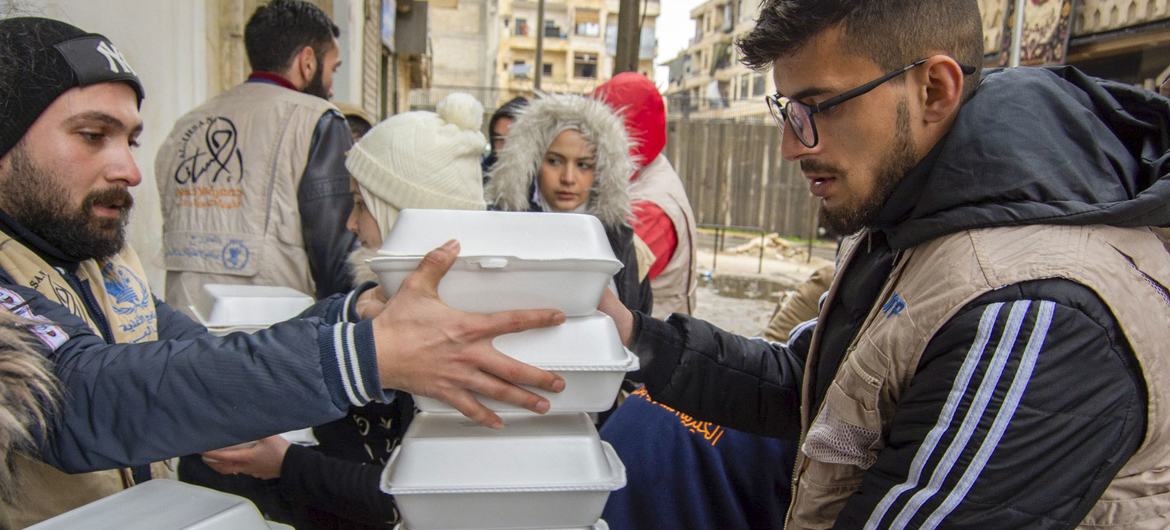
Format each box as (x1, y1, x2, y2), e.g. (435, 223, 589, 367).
(28, 479, 275, 530)
(382, 413, 624, 493)
(376, 209, 620, 264)
(491, 312, 630, 370)
(190, 284, 314, 328)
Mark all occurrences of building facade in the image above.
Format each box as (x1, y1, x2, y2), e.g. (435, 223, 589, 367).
(668, 0, 1170, 122)
(663, 0, 770, 122)
(495, 0, 659, 104)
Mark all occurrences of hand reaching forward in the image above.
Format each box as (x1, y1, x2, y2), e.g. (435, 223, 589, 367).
(201, 435, 291, 480)
(371, 240, 566, 429)
(598, 287, 635, 346)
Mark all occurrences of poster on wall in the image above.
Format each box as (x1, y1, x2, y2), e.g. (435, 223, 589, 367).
(996, 0, 1076, 66)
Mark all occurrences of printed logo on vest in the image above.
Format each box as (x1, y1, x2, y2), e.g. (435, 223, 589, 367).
(221, 240, 252, 271)
(881, 293, 907, 318)
(0, 287, 70, 350)
(101, 263, 149, 315)
(173, 116, 244, 186)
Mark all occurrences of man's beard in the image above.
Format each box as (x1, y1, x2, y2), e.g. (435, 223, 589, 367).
(816, 98, 917, 236)
(303, 55, 329, 100)
(1, 146, 133, 260)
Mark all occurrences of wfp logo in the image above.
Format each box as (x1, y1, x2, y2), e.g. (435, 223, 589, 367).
(881, 293, 907, 318)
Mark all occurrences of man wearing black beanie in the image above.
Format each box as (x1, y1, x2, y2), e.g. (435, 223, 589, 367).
(0, 16, 565, 527)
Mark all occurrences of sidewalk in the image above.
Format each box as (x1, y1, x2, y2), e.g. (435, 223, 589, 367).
(687, 237, 835, 337)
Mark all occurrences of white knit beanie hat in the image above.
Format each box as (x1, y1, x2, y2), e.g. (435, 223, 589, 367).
(346, 93, 488, 219)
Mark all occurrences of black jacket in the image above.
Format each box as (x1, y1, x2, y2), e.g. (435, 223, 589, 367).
(632, 66, 1170, 529)
(300, 110, 359, 299)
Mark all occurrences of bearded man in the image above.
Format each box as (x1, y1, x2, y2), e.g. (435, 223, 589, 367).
(600, 1, 1170, 528)
(0, 17, 564, 527)
(156, 0, 358, 312)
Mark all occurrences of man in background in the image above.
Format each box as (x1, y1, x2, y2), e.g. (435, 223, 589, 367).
(157, 0, 356, 312)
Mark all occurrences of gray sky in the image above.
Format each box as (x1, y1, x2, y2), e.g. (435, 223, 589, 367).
(655, 0, 706, 91)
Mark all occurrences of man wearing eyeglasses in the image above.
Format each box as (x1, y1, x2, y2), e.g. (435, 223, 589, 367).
(599, 1, 1170, 528)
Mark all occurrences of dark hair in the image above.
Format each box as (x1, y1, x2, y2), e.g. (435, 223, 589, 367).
(489, 96, 529, 135)
(245, 0, 340, 73)
(345, 115, 372, 138)
(738, 0, 983, 101)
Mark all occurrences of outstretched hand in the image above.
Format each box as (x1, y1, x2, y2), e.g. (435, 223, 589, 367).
(201, 435, 290, 480)
(371, 240, 566, 429)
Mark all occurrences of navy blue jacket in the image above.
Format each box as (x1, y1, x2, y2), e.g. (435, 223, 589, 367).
(0, 210, 384, 473)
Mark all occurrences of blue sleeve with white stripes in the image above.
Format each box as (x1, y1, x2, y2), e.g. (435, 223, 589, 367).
(0, 272, 386, 472)
(836, 280, 1145, 530)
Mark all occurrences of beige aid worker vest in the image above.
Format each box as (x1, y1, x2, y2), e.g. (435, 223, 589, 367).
(156, 82, 337, 316)
(785, 225, 1170, 530)
(0, 234, 170, 528)
(629, 154, 698, 318)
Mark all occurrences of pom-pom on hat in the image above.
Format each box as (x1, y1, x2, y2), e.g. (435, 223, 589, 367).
(346, 92, 488, 213)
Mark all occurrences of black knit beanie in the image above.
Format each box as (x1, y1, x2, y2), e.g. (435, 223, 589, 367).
(0, 17, 145, 161)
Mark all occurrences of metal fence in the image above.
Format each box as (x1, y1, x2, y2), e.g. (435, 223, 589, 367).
(665, 119, 821, 240)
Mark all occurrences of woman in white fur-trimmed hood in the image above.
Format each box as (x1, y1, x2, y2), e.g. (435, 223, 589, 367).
(486, 93, 652, 314)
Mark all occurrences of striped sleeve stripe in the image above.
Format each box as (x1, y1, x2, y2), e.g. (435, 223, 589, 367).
(344, 323, 371, 403)
(863, 301, 1005, 530)
(865, 300, 1054, 530)
(341, 289, 357, 322)
(331, 323, 364, 407)
(921, 301, 1055, 529)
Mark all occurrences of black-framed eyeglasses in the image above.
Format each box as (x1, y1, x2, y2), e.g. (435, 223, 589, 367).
(765, 58, 978, 148)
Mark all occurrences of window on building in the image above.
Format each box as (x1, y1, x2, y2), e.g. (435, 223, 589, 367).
(543, 63, 554, 76)
(515, 18, 529, 37)
(544, 20, 566, 38)
(512, 61, 531, 79)
(574, 53, 598, 79)
(739, 75, 749, 100)
(575, 9, 600, 37)
(753, 73, 766, 96)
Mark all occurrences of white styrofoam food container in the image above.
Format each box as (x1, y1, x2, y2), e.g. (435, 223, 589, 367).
(413, 313, 638, 414)
(28, 479, 285, 530)
(190, 284, 314, 329)
(370, 210, 622, 316)
(395, 521, 608, 530)
(381, 413, 626, 530)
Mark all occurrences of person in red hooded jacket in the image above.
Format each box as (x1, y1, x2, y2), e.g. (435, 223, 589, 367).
(594, 73, 699, 318)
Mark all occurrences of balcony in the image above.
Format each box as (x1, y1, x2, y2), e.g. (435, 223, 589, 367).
(1074, 0, 1170, 34)
(979, 0, 1170, 49)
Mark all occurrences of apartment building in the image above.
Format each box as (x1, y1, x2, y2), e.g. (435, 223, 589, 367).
(662, 0, 769, 121)
(667, 0, 1170, 121)
(496, 0, 659, 103)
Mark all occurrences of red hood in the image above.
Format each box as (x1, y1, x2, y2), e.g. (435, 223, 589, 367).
(594, 72, 666, 181)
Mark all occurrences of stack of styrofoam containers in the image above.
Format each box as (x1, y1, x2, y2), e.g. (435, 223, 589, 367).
(368, 209, 637, 530)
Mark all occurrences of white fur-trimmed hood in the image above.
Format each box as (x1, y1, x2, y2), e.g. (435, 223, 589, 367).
(486, 93, 634, 228)
(0, 310, 57, 499)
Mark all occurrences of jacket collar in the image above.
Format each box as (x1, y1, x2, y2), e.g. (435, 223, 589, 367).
(0, 208, 81, 269)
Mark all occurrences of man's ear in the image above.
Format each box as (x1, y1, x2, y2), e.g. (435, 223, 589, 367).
(918, 55, 965, 124)
(295, 45, 317, 85)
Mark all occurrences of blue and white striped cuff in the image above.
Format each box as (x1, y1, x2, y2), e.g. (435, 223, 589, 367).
(319, 320, 385, 408)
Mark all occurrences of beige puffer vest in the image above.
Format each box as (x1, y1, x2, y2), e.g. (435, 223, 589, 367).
(787, 225, 1170, 529)
(0, 234, 169, 528)
(630, 154, 698, 318)
(156, 82, 335, 315)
